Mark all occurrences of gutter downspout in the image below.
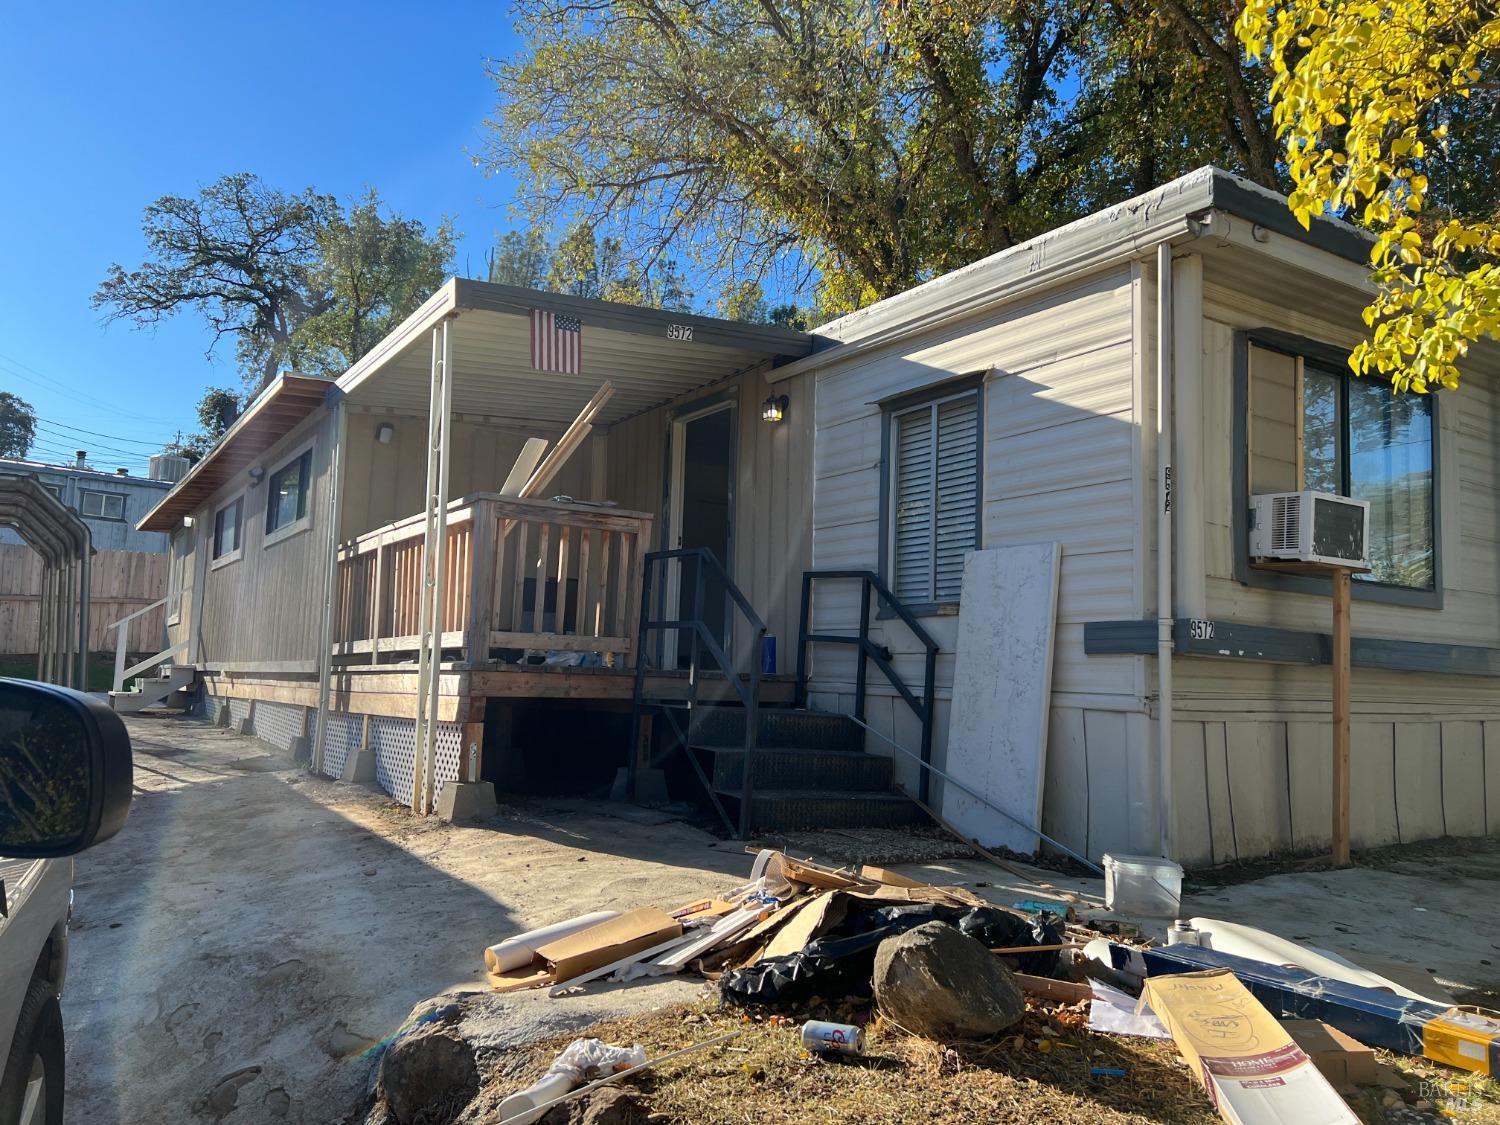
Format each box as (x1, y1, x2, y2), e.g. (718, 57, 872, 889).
(313, 390, 348, 776)
(1155, 241, 1175, 860)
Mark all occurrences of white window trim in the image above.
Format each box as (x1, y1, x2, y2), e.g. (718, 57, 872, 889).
(166, 526, 190, 626)
(884, 385, 983, 609)
(78, 488, 127, 521)
(262, 441, 316, 549)
(210, 492, 246, 570)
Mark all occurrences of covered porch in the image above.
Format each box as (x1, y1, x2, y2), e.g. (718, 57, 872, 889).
(318, 278, 816, 809)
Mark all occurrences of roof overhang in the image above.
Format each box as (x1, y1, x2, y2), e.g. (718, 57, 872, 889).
(138, 374, 333, 532)
(336, 278, 820, 427)
(0, 476, 92, 565)
(771, 166, 1375, 382)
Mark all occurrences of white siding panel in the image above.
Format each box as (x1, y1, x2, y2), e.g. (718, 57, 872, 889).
(985, 478, 1136, 555)
(986, 412, 1134, 500)
(1441, 720, 1486, 837)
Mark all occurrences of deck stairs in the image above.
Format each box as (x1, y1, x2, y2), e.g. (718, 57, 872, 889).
(109, 663, 195, 713)
(686, 705, 923, 831)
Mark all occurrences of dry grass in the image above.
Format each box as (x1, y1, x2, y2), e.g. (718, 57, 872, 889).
(459, 998, 1500, 1125)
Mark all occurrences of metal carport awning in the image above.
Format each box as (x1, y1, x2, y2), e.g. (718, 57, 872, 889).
(0, 476, 93, 687)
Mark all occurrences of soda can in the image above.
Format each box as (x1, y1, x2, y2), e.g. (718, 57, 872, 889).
(800, 1020, 865, 1056)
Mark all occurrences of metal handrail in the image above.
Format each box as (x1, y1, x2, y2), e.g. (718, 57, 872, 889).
(794, 569, 940, 802)
(628, 547, 766, 839)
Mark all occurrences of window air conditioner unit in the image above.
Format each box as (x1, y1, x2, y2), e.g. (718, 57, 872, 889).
(1249, 490, 1369, 569)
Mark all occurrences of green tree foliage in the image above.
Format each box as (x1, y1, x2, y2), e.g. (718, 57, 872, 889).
(162, 387, 242, 462)
(487, 223, 694, 310)
(294, 191, 457, 378)
(486, 0, 1278, 318)
(96, 175, 454, 390)
(0, 392, 37, 459)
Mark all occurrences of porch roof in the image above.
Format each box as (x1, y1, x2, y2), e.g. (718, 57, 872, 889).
(336, 278, 819, 426)
(137, 374, 334, 532)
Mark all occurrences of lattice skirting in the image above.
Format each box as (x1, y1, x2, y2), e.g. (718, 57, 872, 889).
(369, 717, 463, 808)
(253, 700, 306, 754)
(202, 694, 231, 725)
(227, 698, 253, 731)
(319, 712, 364, 779)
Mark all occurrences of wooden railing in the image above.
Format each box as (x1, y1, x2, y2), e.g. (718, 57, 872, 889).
(333, 494, 653, 667)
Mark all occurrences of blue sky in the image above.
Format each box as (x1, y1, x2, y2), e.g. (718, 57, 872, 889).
(0, 0, 521, 467)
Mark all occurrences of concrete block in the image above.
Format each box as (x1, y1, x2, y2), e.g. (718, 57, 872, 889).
(289, 735, 311, 765)
(435, 781, 497, 823)
(341, 746, 378, 784)
(609, 767, 668, 805)
(234, 717, 254, 736)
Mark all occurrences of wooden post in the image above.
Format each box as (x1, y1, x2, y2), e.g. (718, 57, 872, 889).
(466, 505, 497, 666)
(1331, 566, 1352, 867)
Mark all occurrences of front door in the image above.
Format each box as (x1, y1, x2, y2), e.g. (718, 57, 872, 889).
(667, 401, 734, 669)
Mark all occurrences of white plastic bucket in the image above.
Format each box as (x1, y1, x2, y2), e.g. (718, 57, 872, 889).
(1102, 853, 1183, 917)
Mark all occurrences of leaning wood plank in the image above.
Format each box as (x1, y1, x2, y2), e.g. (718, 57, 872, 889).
(654, 908, 764, 970)
(759, 892, 843, 962)
(546, 932, 698, 997)
(990, 942, 1083, 955)
(500, 437, 549, 496)
(521, 382, 614, 499)
(1013, 973, 1093, 1004)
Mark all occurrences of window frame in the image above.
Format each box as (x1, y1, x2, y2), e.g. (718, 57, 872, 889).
(1232, 328, 1443, 609)
(210, 492, 245, 569)
(77, 488, 126, 521)
(262, 442, 315, 547)
(878, 375, 985, 616)
(166, 524, 191, 625)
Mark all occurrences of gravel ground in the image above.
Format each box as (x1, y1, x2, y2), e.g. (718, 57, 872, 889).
(62, 713, 750, 1125)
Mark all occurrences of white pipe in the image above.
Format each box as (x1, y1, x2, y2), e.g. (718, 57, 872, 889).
(1155, 242, 1175, 860)
(485, 910, 621, 974)
(313, 395, 348, 775)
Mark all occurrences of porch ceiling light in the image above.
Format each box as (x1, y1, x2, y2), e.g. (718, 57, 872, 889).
(376, 422, 395, 444)
(761, 394, 788, 424)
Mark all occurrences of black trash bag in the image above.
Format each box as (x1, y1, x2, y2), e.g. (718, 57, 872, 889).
(719, 902, 1068, 1008)
(720, 907, 946, 1008)
(954, 906, 1067, 976)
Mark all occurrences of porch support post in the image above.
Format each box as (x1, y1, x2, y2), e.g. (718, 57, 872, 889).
(313, 391, 349, 776)
(414, 316, 454, 813)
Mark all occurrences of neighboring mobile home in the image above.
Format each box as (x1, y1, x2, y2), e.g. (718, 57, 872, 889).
(0, 453, 181, 552)
(135, 167, 1500, 864)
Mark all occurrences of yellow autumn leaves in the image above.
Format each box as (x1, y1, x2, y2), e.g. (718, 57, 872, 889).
(1237, 0, 1500, 392)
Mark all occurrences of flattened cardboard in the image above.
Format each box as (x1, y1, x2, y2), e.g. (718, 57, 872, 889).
(1143, 970, 1358, 1125)
(761, 892, 847, 962)
(1281, 1020, 1378, 1089)
(535, 907, 682, 984)
(486, 965, 551, 993)
(858, 865, 925, 888)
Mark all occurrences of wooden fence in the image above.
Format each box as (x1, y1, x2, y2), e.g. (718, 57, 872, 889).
(0, 544, 169, 653)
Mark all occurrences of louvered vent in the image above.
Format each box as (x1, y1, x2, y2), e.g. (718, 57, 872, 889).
(1270, 493, 1301, 552)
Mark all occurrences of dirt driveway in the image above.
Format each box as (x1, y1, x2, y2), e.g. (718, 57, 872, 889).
(63, 713, 750, 1124)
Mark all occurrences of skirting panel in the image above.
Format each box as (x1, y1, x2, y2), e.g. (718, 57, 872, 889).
(253, 700, 306, 754)
(368, 717, 462, 808)
(320, 712, 364, 780)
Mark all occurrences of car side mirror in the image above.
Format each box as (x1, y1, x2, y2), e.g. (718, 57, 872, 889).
(0, 679, 133, 858)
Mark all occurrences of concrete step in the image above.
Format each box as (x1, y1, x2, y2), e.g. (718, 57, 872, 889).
(715, 789, 925, 831)
(109, 667, 195, 712)
(707, 747, 893, 792)
(689, 707, 863, 752)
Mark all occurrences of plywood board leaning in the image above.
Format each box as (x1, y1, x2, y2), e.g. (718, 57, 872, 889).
(941, 543, 1062, 854)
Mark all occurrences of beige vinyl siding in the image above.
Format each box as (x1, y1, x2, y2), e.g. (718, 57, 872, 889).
(182, 410, 339, 666)
(807, 268, 1151, 854)
(339, 413, 594, 537)
(1162, 267, 1500, 865)
(605, 364, 814, 657)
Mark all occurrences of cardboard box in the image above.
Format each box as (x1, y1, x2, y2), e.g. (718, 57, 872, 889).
(1143, 970, 1358, 1125)
(1281, 1020, 1378, 1089)
(535, 907, 682, 984)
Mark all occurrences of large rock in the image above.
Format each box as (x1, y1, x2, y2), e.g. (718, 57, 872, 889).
(872, 920, 1026, 1040)
(377, 1024, 478, 1124)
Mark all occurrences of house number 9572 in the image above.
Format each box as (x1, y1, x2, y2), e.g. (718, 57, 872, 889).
(667, 323, 693, 341)
(1188, 619, 1215, 641)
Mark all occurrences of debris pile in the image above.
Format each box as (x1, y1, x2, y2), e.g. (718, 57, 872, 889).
(483, 848, 1500, 1124)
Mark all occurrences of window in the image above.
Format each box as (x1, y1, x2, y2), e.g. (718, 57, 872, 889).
(1301, 367, 1434, 589)
(42, 483, 63, 502)
(212, 496, 243, 564)
(1245, 335, 1436, 594)
(78, 489, 125, 520)
(265, 448, 312, 538)
(887, 388, 981, 604)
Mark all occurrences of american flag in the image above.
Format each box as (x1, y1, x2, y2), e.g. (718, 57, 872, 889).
(529, 309, 582, 374)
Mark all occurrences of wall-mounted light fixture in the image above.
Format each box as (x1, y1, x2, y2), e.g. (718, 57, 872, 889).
(761, 394, 789, 424)
(247, 466, 265, 487)
(376, 421, 395, 445)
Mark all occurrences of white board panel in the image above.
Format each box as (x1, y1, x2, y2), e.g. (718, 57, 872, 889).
(940, 543, 1062, 853)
